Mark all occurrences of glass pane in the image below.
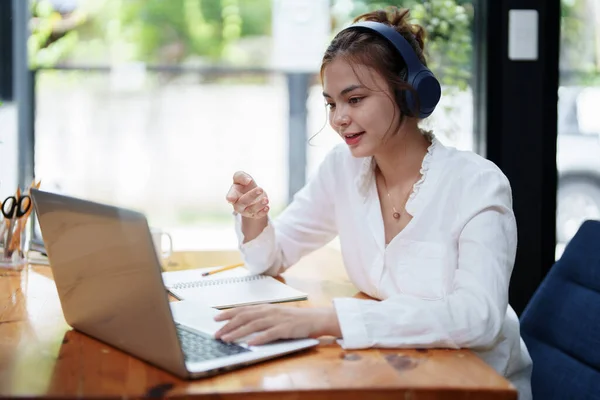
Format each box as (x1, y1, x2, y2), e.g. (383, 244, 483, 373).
(34, 0, 477, 252)
(35, 69, 288, 250)
(556, 0, 600, 258)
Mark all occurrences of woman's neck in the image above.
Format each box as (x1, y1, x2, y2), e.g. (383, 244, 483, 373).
(373, 124, 431, 188)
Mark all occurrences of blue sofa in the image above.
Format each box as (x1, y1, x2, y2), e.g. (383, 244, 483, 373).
(520, 219, 600, 399)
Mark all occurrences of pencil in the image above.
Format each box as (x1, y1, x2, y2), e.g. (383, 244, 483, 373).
(202, 262, 245, 277)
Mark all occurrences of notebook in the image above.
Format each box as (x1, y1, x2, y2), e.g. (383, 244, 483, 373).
(161, 266, 308, 309)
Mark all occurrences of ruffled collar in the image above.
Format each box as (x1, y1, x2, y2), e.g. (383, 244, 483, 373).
(354, 132, 438, 214)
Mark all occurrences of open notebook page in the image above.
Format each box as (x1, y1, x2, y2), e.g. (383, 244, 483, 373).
(161, 266, 307, 309)
(161, 266, 251, 288)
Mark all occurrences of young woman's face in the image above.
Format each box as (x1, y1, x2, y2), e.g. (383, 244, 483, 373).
(322, 58, 401, 158)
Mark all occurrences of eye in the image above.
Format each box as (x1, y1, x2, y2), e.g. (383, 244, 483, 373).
(326, 102, 336, 110)
(349, 97, 364, 105)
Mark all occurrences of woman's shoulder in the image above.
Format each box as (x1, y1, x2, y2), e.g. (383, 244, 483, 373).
(439, 141, 510, 186)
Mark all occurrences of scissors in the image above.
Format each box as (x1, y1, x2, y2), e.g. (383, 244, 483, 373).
(1, 195, 32, 220)
(1, 195, 32, 258)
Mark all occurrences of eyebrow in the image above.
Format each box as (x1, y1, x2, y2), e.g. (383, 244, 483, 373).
(322, 84, 364, 98)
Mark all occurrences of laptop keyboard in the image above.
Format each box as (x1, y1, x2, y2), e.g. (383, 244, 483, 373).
(175, 324, 250, 363)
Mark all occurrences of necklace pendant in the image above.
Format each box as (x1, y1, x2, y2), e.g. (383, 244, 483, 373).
(392, 212, 401, 219)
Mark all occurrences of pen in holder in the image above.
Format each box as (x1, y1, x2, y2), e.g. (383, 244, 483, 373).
(0, 181, 41, 271)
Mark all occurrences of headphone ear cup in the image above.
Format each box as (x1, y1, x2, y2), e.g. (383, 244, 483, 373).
(412, 71, 441, 118)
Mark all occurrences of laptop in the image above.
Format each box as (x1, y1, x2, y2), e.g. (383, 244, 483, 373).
(30, 189, 319, 379)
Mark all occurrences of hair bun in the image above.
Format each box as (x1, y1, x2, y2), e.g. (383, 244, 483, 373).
(353, 6, 427, 63)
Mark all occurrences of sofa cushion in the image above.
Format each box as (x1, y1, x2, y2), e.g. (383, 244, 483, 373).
(520, 220, 600, 399)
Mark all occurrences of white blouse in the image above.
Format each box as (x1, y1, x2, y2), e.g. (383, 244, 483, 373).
(234, 137, 533, 399)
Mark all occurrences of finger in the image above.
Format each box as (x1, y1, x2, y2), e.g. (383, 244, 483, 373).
(221, 317, 274, 343)
(233, 187, 265, 213)
(241, 205, 270, 219)
(246, 326, 286, 346)
(242, 193, 269, 215)
(252, 205, 270, 218)
(232, 171, 254, 186)
(226, 180, 258, 203)
(214, 308, 261, 338)
(214, 304, 258, 322)
(214, 307, 243, 322)
(225, 186, 242, 204)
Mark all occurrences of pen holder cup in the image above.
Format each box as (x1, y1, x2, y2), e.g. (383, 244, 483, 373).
(0, 251, 26, 271)
(0, 221, 27, 272)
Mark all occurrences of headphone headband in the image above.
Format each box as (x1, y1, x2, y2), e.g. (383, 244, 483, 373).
(340, 21, 441, 118)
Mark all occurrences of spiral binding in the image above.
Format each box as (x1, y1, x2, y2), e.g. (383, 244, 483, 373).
(171, 274, 266, 290)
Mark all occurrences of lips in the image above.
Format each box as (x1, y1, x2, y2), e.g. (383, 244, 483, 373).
(343, 131, 364, 145)
(344, 132, 364, 138)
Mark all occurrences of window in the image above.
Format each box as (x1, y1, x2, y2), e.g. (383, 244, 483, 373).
(32, 0, 478, 251)
(555, 0, 600, 258)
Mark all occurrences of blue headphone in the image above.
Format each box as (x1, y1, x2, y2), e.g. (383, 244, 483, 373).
(341, 21, 441, 119)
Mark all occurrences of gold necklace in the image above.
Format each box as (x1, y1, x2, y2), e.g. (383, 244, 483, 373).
(378, 169, 416, 220)
(376, 137, 431, 220)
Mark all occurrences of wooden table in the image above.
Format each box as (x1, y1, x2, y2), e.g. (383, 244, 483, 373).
(0, 247, 517, 399)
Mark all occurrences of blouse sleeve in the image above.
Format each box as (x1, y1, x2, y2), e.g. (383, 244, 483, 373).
(333, 168, 517, 350)
(234, 146, 341, 276)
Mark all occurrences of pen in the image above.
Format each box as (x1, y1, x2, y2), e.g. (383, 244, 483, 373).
(202, 262, 245, 277)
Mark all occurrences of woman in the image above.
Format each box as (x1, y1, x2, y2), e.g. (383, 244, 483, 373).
(217, 7, 532, 399)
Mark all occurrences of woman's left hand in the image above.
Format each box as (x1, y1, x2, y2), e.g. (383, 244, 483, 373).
(213, 305, 340, 346)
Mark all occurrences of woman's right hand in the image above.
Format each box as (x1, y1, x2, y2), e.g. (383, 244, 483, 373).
(226, 171, 270, 219)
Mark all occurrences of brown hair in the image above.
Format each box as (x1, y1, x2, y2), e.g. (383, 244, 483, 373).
(320, 7, 429, 129)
